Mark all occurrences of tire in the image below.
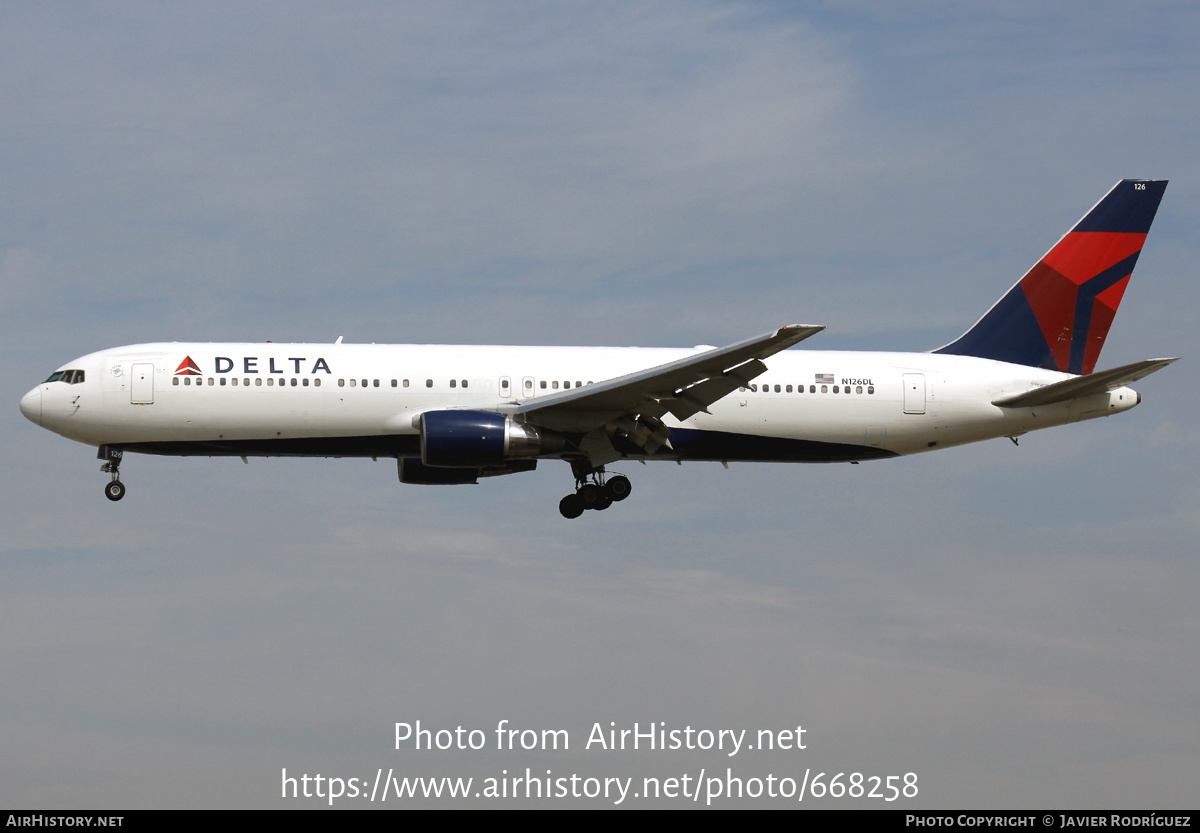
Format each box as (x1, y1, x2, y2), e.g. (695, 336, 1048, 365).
(105, 481, 126, 502)
(559, 494, 584, 519)
(606, 475, 632, 501)
(578, 483, 601, 507)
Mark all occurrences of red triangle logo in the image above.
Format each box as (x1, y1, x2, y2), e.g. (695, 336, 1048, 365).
(175, 356, 202, 376)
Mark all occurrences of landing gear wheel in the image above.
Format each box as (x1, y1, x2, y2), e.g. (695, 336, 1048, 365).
(606, 474, 632, 501)
(593, 494, 613, 511)
(104, 480, 126, 502)
(577, 483, 602, 508)
(559, 494, 584, 519)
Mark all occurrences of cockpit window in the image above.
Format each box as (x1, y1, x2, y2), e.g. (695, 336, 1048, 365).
(44, 369, 85, 384)
(45, 371, 65, 383)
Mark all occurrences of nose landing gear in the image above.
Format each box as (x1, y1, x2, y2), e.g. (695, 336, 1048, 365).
(558, 465, 632, 519)
(98, 446, 125, 501)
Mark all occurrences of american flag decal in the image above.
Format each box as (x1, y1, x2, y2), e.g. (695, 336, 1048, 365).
(815, 373, 834, 384)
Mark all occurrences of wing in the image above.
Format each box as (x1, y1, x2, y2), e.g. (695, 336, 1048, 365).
(514, 324, 824, 465)
(992, 358, 1177, 408)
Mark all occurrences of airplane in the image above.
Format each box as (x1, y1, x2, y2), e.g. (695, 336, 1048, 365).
(19, 179, 1175, 519)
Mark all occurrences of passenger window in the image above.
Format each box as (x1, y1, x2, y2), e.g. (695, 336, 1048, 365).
(821, 385, 828, 393)
(391, 379, 397, 388)
(338, 379, 345, 387)
(314, 378, 320, 387)
(868, 385, 875, 394)
(361, 379, 367, 387)
(256, 378, 263, 386)
(426, 379, 433, 388)
(540, 381, 547, 389)
(462, 379, 468, 388)
(774, 384, 781, 393)
(373, 379, 379, 387)
(552, 381, 559, 390)
(856, 386, 863, 394)
(403, 379, 410, 388)
(809, 385, 816, 393)
(450, 379, 456, 388)
(172, 377, 179, 386)
(208, 377, 214, 386)
(786, 385, 792, 392)
(303, 378, 310, 387)
(350, 379, 356, 387)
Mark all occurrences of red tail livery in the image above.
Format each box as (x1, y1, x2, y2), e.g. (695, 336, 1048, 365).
(936, 179, 1167, 374)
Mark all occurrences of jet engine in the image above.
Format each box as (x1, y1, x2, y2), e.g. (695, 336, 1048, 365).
(418, 410, 564, 467)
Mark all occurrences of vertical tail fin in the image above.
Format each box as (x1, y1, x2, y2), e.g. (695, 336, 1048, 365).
(935, 179, 1167, 374)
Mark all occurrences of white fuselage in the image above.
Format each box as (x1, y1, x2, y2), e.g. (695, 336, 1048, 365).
(20, 341, 1139, 463)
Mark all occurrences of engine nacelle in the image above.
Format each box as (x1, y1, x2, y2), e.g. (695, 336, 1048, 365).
(420, 410, 556, 467)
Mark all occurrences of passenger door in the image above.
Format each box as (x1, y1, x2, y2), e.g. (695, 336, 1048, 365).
(131, 363, 155, 404)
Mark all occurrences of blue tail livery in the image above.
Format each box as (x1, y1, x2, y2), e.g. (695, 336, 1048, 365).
(936, 179, 1167, 375)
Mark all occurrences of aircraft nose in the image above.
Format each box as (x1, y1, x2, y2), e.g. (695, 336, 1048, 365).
(19, 387, 42, 426)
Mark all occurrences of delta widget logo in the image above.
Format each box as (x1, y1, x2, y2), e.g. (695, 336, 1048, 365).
(174, 356, 202, 376)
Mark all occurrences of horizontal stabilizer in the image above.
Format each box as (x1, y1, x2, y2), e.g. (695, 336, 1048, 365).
(992, 358, 1177, 408)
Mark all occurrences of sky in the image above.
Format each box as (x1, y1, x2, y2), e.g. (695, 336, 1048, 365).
(2, 1, 1198, 809)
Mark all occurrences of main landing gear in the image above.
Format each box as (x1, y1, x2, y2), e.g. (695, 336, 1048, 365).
(558, 466, 632, 519)
(99, 446, 126, 501)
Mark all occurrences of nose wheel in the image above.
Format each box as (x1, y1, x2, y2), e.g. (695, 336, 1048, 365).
(558, 469, 632, 519)
(104, 478, 126, 501)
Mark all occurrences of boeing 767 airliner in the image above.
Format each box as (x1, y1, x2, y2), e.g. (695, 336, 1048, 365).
(20, 180, 1175, 518)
